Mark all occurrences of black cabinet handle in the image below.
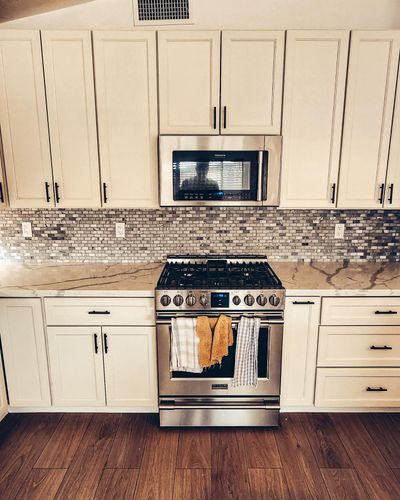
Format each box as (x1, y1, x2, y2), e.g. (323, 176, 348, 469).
(0, 182, 4, 203)
(213, 106, 217, 129)
(330, 183, 336, 204)
(292, 301, 315, 305)
(370, 345, 392, 350)
(54, 182, 60, 203)
(45, 182, 51, 203)
(104, 333, 108, 354)
(375, 310, 397, 315)
(388, 183, 394, 204)
(94, 333, 99, 354)
(88, 310, 110, 315)
(223, 106, 227, 128)
(366, 386, 388, 392)
(103, 182, 107, 203)
(379, 183, 385, 204)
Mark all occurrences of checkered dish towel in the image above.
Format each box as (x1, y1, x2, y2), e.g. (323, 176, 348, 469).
(170, 317, 203, 373)
(232, 316, 261, 387)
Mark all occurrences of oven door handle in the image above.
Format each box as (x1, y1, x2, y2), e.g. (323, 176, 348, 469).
(156, 319, 283, 326)
(160, 400, 280, 410)
(257, 151, 263, 201)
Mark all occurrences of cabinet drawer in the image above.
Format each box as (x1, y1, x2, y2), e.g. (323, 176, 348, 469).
(318, 326, 400, 367)
(44, 298, 155, 326)
(321, 297, 400, 325)
(315, 368, 400, 407)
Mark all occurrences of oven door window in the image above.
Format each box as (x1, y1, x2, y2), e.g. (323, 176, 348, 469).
(171, 326, 269, 379)
(172, 150, 260, 202)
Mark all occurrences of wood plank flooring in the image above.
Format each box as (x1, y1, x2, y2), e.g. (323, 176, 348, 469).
(0, 412, 400, 499)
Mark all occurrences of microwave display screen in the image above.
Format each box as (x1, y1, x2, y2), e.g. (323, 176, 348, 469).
(173, 150, 262, 201)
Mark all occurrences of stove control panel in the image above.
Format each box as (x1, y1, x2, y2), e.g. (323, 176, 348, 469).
(156, 289, 285, 311)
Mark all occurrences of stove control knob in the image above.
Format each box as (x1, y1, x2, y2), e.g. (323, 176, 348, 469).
(199, 294, 208, 307)
(173, 294, 184, 307)
(244, 294, 255, 306)
(186, 294, 196, 307)
(256, 294, 268, 306)
(232, 295, 241, 306)
(160, 295, 171, 307)
(269, 294, 280, 307)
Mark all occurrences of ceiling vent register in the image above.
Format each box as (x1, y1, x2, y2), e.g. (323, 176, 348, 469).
(134, 0, 193, 25)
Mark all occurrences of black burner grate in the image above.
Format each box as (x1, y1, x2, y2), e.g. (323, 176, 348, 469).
(157, 260, 283, 290)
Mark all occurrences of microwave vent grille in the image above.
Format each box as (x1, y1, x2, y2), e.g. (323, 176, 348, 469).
(134, 0, 192, 25)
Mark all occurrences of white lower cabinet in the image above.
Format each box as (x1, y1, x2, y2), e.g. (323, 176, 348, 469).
(0, 357, 8, 420)
(47, 327, 105, 407)
(280, 297, 321, 407)
(315, 368, 400, 407)
(103, 327, 157, 407)
(0, 299, 51, 407)
(46, 324, 157, 408)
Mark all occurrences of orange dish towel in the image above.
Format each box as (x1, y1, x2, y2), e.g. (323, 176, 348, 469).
(196, 315, 233, 368)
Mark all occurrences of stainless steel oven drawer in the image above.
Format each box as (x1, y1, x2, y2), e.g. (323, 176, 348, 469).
(159, 398, 280, 427)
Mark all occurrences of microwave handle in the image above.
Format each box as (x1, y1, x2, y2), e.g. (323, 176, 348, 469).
(257, 151, 263, 201)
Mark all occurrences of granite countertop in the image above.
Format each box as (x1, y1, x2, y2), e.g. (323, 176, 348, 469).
(0, 262, 164, 297)
(0, 261, 399, 297)
(271, 261, 400, 296)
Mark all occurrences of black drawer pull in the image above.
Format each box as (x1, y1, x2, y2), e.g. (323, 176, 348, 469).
(213, 106, 217, 129)
(370, 345, 392, 350)
(88, 310, 110, 315)
(103, 182, 108, 203)
(330, 183, 336, 204)
(388, 183, 394, 204)
(0, 182, 4, 203)
(223, 106, 227, 128)
(54, 182, 60, 203)
(94, 333, 99, 354)
(292, 301, 315, 305)
(104, 333, 109, 354)
(375, 310, 398, 315)
(366, 386, 388, 392)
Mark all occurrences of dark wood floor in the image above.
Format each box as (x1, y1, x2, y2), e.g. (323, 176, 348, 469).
(0, 412, 400, 499)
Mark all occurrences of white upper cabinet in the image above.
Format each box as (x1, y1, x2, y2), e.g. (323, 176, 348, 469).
(41, 31, 101, 208)
(280, 31, 349, 208)
(0, 31, 54, 208)
(221, 30, 284, 134)
(338, 31, 400, 208)
(158, 31, 221, 134)
(0, 148, 8, 209)
(0, 299, 51, 407)
(386, 68, 400, 209)
(93, 31, 158, 208)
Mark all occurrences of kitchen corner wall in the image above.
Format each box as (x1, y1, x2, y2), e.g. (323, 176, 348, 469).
(0, 208, 399, 264)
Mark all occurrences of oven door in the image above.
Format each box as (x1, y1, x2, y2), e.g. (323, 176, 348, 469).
(156, 316, 283, 397)
(159, 135, 281, 207)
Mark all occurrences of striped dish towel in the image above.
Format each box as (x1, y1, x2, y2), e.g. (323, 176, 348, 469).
(232, 316, 261, 387)
(170, 317, 203, 373)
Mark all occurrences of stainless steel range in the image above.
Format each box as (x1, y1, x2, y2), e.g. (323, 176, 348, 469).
(156, 255, 285, 427)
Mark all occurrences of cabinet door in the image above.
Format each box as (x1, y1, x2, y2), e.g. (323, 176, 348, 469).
(0, 299, 51, 407)
(385, 68, 400, 209)
(47, 326, 105, 406)
(0, 147, 8, 209)
(158, 31, 220, 134)
(281, 297, 321, 407)
(93, 31, 158, 208)
(41, 31, 100, 208)
(0, 357, 8, 420)
(103, 327, 157, 408)
(221, 30, 284, 134)
(280, 31, 349, 208)
(0, 31, 54, 208)
(338, 31, 400, 208)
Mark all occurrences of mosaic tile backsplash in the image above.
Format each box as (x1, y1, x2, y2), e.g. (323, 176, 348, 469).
(0, 208, 399, 263)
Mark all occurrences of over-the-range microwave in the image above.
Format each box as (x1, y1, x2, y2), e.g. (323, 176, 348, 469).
(159, 135, 282, 207)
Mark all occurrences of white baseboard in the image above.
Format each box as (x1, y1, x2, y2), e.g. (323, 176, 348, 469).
(8, 406, 159, 414)
(281, 406, 400, 413)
